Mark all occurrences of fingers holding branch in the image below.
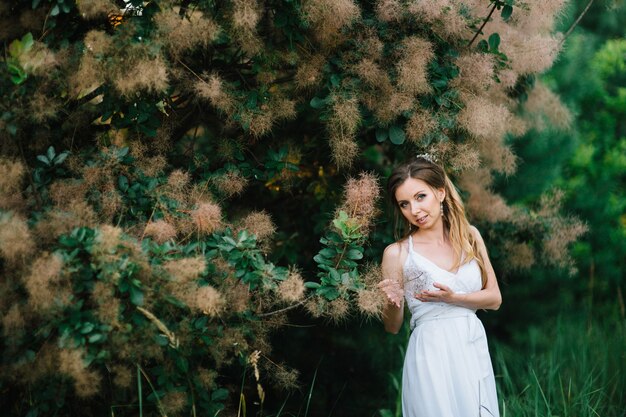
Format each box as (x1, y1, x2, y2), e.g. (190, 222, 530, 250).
(377, 278, 404, 308)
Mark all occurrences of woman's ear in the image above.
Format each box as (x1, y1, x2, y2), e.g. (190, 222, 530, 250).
(438, 188, 446, 202)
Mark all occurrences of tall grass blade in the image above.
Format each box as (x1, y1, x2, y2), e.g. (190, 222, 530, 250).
(137, 365, 143, 417)
(238, 366, 248, 417)
(531, 367, 551, 413)
(273, 394, 290, 417)
(136, 363, 168, 417)
(303, 361, 321, 417)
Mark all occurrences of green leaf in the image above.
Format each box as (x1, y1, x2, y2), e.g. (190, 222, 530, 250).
(211, 388, 229, 401)
(46, 146, 55, 162)
(319, 248, 336, 258)
(375, 128, 388, 143)
(341, 259, 358, 268)
(313, 253, 333, 266)
(129, 286, 144, 306)
(310, 96, 328, 109)
(477, 39, 489, 53)
(388, 125, 406, 145)
(8, 41, 22, 59)
(36, 155, 50, 165)
(345, 249, 363, 260)
(22, 33, 34, 51)
(80, 323, 94, 334)
(488, 33, 501, 52)
(118, 175, 129, 192)
(326, 232, 343, 245)
(316, 286, 340, 300)
(175, 355, 189, 372)
(304, 282, 320, 289)
(53, 152, 69, 165)
(329, 268, 340, 283)
(88, 333, 104, 343)
(118, 147, 129, 158)
(50, 4, 60, 16)
(8, 62, 28, 85)
(501, 4, 513, 20)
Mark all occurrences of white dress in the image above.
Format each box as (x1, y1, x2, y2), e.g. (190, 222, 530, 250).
(401, 234, 500, 417)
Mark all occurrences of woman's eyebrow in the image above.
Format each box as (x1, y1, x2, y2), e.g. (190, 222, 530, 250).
(397, 190, 427, 203)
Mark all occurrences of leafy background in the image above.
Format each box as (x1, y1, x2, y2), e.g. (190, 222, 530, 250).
(0, 0, 624, 416)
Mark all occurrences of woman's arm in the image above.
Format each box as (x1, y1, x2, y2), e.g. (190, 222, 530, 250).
(417, 226, 502, 310)
(379, 243, 405, 334)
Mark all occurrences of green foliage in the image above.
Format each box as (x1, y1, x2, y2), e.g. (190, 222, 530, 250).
(208, 228, 289, 290)
(6, 32, 33, 85)
(33, 0, 75, 17)
(0, 221, 299, 415)
(309, 209, 372, 303)
(32, 146, 71, 192)
(0, 0, 601, 414)
(99, 91, 165, 138)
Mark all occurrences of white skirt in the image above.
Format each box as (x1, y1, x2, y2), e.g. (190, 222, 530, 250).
(402, 313, 499, 417)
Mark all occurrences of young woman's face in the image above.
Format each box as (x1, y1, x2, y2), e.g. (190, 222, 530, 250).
(394, 177, 445, 230)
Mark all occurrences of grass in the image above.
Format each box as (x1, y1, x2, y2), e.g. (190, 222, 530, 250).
(493, 313, 626, 417)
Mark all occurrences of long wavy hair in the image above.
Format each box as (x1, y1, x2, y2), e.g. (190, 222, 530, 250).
(386, 157, 487, 288)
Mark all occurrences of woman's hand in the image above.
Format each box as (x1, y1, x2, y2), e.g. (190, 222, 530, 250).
(377, 278, 404, 308)
(415, 282, 457, 304)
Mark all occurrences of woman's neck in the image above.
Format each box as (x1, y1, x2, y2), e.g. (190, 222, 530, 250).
(413, 221, 449, 245)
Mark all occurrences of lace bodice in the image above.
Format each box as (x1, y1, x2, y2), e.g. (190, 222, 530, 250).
(402, 234, 483, 329)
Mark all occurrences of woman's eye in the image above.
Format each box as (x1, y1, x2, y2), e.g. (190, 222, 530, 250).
(416, 194, 426, 200)
(399, 202, 407, 209)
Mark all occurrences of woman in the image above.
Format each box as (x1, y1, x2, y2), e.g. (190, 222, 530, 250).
(378, 155, 502, 417)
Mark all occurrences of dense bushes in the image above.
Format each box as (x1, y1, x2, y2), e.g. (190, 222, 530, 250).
(0, 0, 588, 415)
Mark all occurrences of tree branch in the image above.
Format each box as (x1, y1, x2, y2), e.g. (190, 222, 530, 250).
(560, 0, 596, 46)
(256, 297, 311, 317)
(468, 2, 499, 48)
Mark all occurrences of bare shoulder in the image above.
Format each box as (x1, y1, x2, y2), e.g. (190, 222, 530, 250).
(381, 241, 406, 278)
(469, 225, 484, 243)
(382, 241, 406, 266)
(469, 225, 490, 254)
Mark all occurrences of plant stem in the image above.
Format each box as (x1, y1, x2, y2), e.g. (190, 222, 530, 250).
(257, 296, 311, 317)
(560, 0, 596, 46)
(468, 2, 498, 48)
(334, 243, 348, 270)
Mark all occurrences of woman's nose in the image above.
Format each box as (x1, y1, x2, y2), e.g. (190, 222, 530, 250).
(411, 201, 421, 215)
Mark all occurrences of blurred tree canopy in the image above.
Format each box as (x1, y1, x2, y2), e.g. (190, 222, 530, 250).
(0, 0, 594, 415)
(493, 0, 626, 331)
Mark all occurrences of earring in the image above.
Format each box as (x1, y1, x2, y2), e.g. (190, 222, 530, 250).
(440, 200, 444, 217)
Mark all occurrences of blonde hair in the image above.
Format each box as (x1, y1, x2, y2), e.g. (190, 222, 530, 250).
(386, 157, 487, 287)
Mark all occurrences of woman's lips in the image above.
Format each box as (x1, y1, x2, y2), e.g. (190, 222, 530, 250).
(416, 215, 428, 224)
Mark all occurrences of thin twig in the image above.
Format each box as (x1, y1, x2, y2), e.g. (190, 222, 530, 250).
(559, 0, 596, 46)
(14, 134, 43, 210)
(468, 2, 498, 48)
(38, 6, 52, 41)
(176, 58, 205, 83)
(256, 296, 312, 317)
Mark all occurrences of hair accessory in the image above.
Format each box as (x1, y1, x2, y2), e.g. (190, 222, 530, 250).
(416, 153, 437, 163)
